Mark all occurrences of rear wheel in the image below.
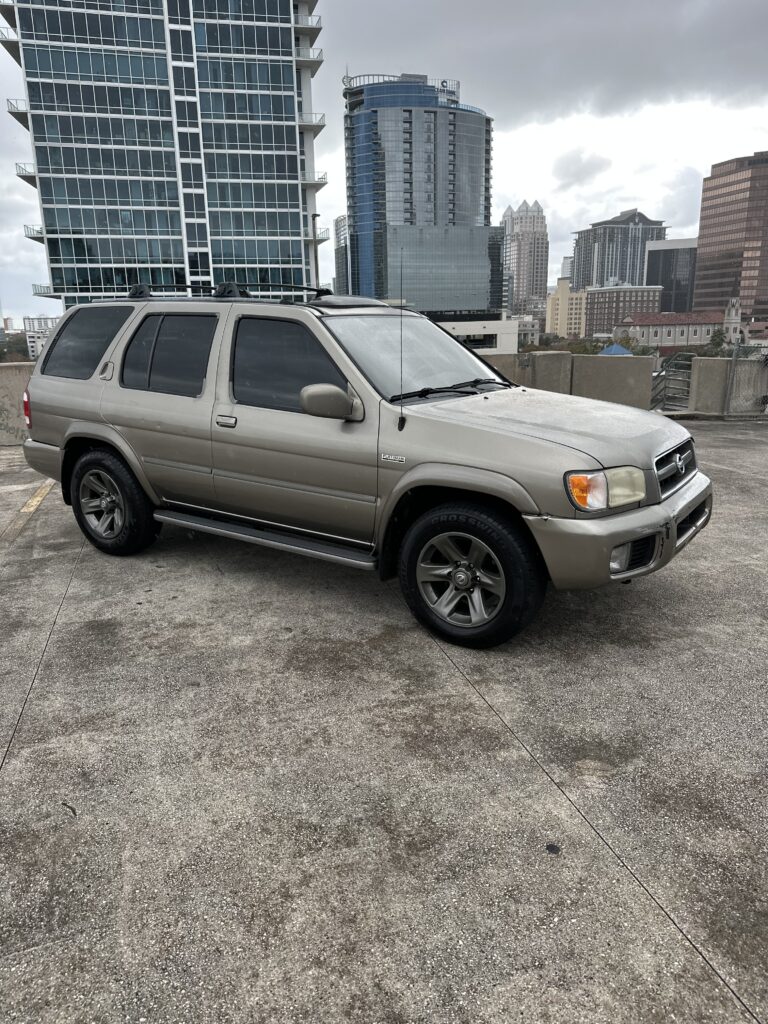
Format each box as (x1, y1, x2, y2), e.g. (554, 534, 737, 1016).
(71, 449, 158, 555)
(399, 503, 546, 648)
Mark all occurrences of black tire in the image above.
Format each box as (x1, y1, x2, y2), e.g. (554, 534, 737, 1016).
(398, 503, 547, 649)
(70, 449, 158, 556)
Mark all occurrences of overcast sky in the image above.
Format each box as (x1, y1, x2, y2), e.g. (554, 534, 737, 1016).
(2, 0, 768, 318)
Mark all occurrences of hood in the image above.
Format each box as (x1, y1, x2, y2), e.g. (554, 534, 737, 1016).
(411, 387, 689, 468)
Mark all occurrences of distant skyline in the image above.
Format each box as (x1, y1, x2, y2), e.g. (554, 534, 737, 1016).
(2, 0, 768, 315)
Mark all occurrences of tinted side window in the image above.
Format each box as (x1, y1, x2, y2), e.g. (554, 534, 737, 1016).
(42, 306, 132, 379)
(233, 319, 346, 413)
(121, 315, 161, 389)
(121, 314, 216, 397)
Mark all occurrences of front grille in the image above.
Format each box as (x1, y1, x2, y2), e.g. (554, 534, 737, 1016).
(627, 535, 657, 572)
(655, 439, 697, 499)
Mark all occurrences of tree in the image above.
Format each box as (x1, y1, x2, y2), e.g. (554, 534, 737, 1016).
(0, 332, 31, 362)
(700, 326, 727, 357)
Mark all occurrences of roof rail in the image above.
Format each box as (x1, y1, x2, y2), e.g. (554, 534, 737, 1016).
(215, 281, 251, 298)
(128, 284, 152, 298)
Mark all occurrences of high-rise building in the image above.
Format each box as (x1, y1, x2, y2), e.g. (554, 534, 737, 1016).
(584, 284, 663, 338)
(560, 256, 573, 280)
(343, 73, 501, 315)
(693, 152, 768, 320)
(333, 214, 349, 295)
(501, 200, 549, 316)
(571, 209, 666, 291)
(644, 238, 697, 313)
(545, 277, 586, 338)
(22, 316, 60, 358)
(2, 0, 326, 307)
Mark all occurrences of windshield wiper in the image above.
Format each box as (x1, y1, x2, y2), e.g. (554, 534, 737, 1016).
(388, 384, 479, 403)
(450, 377, 515, 389)
(389, 378, 515, 403)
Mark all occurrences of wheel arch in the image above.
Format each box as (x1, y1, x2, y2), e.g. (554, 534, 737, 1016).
(376, 465, 542, 581)
(61, 424, 159, 506)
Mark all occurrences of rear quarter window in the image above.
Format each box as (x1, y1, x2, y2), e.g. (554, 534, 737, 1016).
(42, 305, 133, 380)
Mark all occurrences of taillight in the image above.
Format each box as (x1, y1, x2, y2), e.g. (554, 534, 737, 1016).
(23, 389, 31, 429)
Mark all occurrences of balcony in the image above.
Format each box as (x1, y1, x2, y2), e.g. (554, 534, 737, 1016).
(7, 97, 28, 128)
(301, 170, 327, 190)
(32, 283, 55, 297)
(24, 224, 44, 243)
(295, 47, 323, 75)
(16, 162, 36, 186)
(0, 0, 17, 29)
(294, 14, 321, 43)
(297, 112, 325, 135)
(315, 228, 330, 244)
(0, 25, 20, 64)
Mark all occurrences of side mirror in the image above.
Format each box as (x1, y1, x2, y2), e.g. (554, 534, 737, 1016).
(300, 383, 355, 420)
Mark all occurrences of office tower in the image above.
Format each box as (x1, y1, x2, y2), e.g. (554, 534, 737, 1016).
(501, 200, 549, 316)
(571, 209, 666, 291)
(644, 238, 697, 313)
(343, 73, 501, 315)
(333, 214, 349, 295)
(560, 255, 573, 279)
(2, 0, 325, 306)
(693, 152, 768, 319)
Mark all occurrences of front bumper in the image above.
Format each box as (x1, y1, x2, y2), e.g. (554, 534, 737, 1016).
(524, 470, 712, 590)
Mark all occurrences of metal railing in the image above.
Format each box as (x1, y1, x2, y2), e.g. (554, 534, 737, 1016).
(301, 170, 327, 186)
(294, 14, 321, 31)
(7, 97, 27, 112)
(295, 47, 323, 62)
(32, 284, 54, 297)
(652, 352, 694, 412)
(15, 161, 35, 176)
(24, 224, 44, 239)
(315, 228, 330, 243)
(298, 112, 325, 128)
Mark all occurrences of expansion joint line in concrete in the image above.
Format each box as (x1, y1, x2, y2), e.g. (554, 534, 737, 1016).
(434, 640, 763, 1024)
(0, 540, 85, 775)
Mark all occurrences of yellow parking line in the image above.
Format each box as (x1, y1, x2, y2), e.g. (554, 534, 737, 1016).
(0, 478, 55, 544)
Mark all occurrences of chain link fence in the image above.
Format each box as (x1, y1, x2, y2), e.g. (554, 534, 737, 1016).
(725, 341, 768, 415)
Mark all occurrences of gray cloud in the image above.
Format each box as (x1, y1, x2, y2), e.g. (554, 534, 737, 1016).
(313, 0, 768, 153)
(552, 149, 612, 191)
(658, 166, 704, 233)
(2, 0, 767, 306)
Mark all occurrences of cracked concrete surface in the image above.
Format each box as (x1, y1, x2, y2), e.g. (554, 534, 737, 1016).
(0, 422, 766, 1023)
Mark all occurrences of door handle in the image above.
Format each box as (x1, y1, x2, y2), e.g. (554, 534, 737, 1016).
(216, 414, 237, 428)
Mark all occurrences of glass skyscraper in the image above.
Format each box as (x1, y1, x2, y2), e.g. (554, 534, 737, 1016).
(693, 151, 768, 320)
(343, 74, 501, 315)
(571, 209, 666, 292)
(2, 0, 325, 307)
(644, 238, 697, 313)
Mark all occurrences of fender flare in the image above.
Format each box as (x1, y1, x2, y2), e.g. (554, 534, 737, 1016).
(62, 422, 161, 505)
(375, 461, 540, 549)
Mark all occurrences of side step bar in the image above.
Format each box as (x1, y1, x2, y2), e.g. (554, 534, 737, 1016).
(153, 509, 377, 571)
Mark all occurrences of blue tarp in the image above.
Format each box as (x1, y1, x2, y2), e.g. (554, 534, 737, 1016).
(599, 342, 632, 356)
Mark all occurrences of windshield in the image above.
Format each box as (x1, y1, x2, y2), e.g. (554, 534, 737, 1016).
(324, 314, 505, 401)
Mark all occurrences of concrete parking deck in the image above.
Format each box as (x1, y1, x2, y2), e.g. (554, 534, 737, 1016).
(1, 422, 766, 1023)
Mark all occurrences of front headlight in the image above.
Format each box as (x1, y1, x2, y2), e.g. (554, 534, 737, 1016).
(566, 467, 646, 511)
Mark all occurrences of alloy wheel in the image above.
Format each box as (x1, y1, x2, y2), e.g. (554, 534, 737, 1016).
(79, 469, 126, 540)
(416, 531, 506, 628)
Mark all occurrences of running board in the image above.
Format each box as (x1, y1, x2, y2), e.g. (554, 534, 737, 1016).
(153, 510, 377, 571)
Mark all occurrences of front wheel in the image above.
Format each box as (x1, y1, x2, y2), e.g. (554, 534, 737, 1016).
(398, 503, 547, 648)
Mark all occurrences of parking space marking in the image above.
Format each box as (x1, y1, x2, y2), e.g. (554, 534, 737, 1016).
(0, 478, 55, 544)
